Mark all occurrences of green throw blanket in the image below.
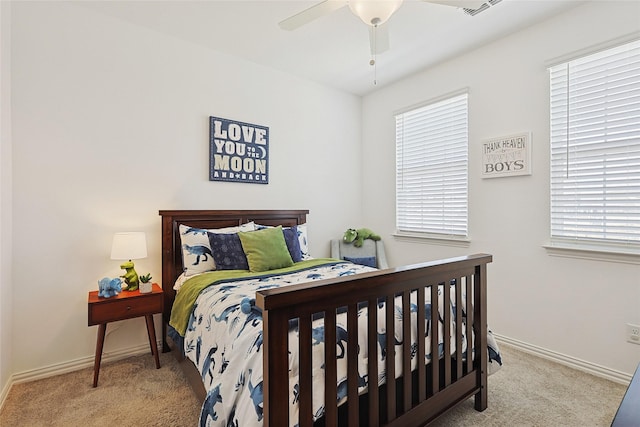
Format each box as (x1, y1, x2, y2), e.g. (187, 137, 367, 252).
(170, 258, 342, 336)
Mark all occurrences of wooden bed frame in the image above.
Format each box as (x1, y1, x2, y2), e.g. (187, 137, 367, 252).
(160, 209, 492, 427)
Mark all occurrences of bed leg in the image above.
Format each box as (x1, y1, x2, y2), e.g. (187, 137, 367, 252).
(474, 262, 488, 412)
(474, 372, 488, 411)
(162, 321, 171, 353)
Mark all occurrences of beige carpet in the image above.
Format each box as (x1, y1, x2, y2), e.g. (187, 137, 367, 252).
(0, 345, 628, 426)
(431, 344, 627, 427)
(0, 352, 201, 427)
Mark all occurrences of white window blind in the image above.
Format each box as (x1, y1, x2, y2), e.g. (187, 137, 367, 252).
(395, 93, 468, 237)
(549, 39, 640, 250)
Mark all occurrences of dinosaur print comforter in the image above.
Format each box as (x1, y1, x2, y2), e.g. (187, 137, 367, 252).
(170, 260, 502, 427)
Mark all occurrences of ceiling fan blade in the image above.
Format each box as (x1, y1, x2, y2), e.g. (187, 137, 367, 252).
(279, 0, 348, 31)
(369, 23, 390, 55)
(422, 0, 487, 9)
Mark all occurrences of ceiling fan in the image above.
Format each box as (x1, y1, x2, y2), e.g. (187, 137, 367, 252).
(279, 0, 488, 55)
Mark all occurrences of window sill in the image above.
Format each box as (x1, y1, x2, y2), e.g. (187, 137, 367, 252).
(393, 232, 471, 248)
(543, 240, 640, 265)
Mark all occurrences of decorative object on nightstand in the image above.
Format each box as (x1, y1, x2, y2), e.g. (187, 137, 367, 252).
(110, 231, 147, 291)
(88, 283, 163, 387)
(139, 273, 152, 293)
(97, 276, 122, 298)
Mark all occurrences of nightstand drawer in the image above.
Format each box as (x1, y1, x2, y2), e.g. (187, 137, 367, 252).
(88, 292, 163, 325)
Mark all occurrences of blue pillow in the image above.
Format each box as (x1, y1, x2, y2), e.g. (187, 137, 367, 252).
(343, 256, 377, 268)
(207, 232, 249, 270)
(282, 226, 302, 262)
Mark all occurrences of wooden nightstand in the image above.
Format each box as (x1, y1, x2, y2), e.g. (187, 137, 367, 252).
(88, 283, 163, 387)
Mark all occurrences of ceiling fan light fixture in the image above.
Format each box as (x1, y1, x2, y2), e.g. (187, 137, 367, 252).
(348, 0, 404, 26)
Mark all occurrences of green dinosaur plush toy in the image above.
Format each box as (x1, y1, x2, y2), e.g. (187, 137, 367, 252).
(343, 228, 381, 248)
(119, 260, 140, 291)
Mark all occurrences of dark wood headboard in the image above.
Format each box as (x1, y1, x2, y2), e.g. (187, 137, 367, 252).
(158, 209, 309, 334)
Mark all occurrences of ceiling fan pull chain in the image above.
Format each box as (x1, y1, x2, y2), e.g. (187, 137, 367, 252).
(371, 23, 378, 85)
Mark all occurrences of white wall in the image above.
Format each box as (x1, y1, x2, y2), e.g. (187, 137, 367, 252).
(1, 0, 14, 403)
(361, 1, 640, 376)
(9, 2, 362, 375)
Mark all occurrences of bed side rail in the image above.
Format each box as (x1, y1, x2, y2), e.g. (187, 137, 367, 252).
(257, 253, 492, 427)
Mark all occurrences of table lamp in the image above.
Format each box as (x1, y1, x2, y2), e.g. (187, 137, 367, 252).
(110, 232, 147, 291)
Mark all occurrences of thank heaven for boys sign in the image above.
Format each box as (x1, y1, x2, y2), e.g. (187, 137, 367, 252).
(209, 116, 269, 184)
(481, 132, 532, 178)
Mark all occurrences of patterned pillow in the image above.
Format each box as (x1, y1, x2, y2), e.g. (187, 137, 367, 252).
(296, 223, 311, 260)
(179, 222, 254, 276)
(208, 232, 249, 270)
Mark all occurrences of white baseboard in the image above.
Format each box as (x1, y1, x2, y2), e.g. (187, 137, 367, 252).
(495, 333, 632, 385)
(0, 340, 162, 411)
(0, 378, 10, 413)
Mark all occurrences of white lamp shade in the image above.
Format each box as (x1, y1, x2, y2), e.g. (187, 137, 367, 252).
(348, 0, 403, 26)
(110, 232, 147, 260)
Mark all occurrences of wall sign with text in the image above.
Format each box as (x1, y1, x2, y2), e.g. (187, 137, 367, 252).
(481, 132, 532, 178)
(209, 116, 269, 184)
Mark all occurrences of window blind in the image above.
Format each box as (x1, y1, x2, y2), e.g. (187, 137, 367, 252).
(395, 93, 468, 237)
(549, 39, 640, 247)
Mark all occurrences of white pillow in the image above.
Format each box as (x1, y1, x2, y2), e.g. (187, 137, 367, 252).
(179, 222, 255, 276)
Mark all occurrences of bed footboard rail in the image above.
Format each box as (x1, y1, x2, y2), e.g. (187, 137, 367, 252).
(257, 253, 492, 427)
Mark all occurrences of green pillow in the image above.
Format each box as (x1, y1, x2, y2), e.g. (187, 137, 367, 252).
(238, 226, 294, 272)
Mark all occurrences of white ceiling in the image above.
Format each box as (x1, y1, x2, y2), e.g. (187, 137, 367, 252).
(79, 0, 586, 96)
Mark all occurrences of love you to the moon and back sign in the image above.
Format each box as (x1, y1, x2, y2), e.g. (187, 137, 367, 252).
(209, 116, 269, 184)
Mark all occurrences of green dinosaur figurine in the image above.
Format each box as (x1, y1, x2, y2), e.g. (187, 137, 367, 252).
(119, 260, 140, 291)
(343, 228, 381, 248)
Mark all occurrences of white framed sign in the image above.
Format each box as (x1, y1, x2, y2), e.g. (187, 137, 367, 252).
(481, 132, 532, 178)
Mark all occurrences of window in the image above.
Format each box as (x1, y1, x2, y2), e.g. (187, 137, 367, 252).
(549, 39, 640, 254)
(395, 92, 468, 239)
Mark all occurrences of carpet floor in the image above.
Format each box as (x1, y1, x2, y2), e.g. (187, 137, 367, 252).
(431, 344, 627, 426)
(0, 344, 628, 426)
